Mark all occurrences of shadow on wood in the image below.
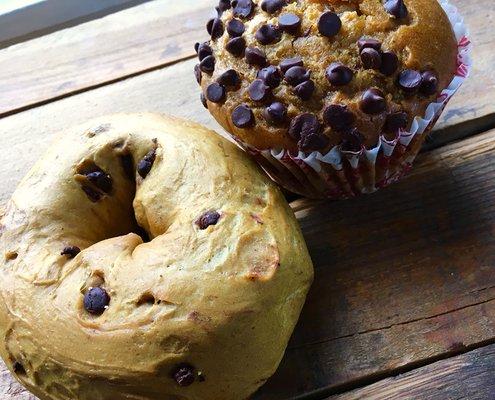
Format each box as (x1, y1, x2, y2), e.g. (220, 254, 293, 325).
(254, 130, 495, 399)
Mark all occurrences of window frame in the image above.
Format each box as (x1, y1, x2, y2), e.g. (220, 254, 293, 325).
(0, 0, 151, 48)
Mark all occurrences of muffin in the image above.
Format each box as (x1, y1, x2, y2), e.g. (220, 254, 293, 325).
(194, 0, 471, 198)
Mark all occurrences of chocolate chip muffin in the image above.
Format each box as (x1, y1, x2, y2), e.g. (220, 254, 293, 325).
(195, 0, 467, 198)
(0, 114, 313, 400)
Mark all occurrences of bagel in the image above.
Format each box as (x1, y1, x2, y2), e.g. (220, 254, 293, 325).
(0, 113, 313, 400)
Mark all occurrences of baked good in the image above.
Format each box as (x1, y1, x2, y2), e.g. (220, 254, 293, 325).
(0, 113, 313, 400)
(195, 0, 466, 198)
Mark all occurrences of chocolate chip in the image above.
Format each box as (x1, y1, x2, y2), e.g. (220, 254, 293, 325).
(217, 69, 240, 88)
(199, 55, 215, 73)
(232, 0, 255, 19)
(257, 65, 281, 88)
(384, 111, 408, 134)
(227, 19, 245, 37)
(357, 38, 382, 52)
(360, 88, 387, 114)
(289, 113, 329, 151)
(288, 113, 319, 141)
(200, 92, 208, 109)
(210, 18, 224, 40)
(341, 128, 365, 152)
(137, 149, 156, 179)
(194, 42, 200, 53)
(194, 64, 202, 85)
(232, 104, 255, 128)
(279, 13, 301, 35)
(86, 171, 112, 193)
(196, 211, 221, 229)
(398, 69, 422, 93)
(384, 0, 408, 19)
(197, 43, 212, 61)
(284, 66, 310, 86)
(61, 246, 81, 259)
(379, 51, 399, 76)
(218, 0, 232, 12)
(172, 364, 196, 387)
(82, 185, 103, 202)
(249, 79, 271, 102)
(299, 133, 329, 152)
(294, 80, 315, 100)
(279, 56, 303, 73)
(206, 82, 226, 103)
(84, 287, 110, 315)
(318, 11, 341, 37)
(323, 104, 355, 131)
(226, 37, 246, 57)
(360, 48, 382, 70)
(263, 102, 287, 125)
(261, 0, 286, 14)
(245, 47, 267, 66)
(420, 71, 439, 96)
(206, 18, 214, 35)
(255, 24, 281, 45)
(326, 62, 353, 86)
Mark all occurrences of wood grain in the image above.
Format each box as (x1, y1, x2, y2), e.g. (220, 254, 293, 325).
(0, 0, 216, 115)
(1, 130, 494, 400)
(0, 0, 494, 139)
(328, 343, 495, 400)
(253, 129, 495, 399)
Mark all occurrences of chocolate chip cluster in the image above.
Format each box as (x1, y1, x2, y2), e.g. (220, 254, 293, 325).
(195, 0, 441, 153)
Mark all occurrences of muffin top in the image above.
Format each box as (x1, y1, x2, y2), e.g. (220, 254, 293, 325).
(195, 0, 458, 153)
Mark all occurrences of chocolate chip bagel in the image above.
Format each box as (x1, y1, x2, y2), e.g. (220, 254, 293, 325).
(0, 114, 313, 400)
(197, 0, 457, 152)
(195, 0, 461, 198)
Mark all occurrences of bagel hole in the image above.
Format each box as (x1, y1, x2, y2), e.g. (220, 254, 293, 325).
(5, 251, 18, 261)
(136, 292, 156, 307)
(120, 152, 135, 181)
(76, 160, 103, 176)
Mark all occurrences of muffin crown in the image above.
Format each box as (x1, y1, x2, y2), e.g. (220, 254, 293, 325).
(196, 0, 458, 152)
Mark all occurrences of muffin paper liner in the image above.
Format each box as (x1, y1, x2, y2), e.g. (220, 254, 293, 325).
(234, 0, 472, 199)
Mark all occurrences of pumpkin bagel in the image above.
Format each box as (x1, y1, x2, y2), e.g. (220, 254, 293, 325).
(0, 113, 313, 400)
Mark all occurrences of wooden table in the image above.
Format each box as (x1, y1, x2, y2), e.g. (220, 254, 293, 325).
(0, 1, 494, 399)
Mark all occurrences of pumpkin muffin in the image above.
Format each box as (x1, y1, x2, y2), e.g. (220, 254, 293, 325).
(194, 0, 469, 198)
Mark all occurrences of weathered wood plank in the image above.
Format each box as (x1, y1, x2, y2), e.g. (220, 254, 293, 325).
(0, 0, 216, 115)
(328, 343, 495, 400)
(0, 0, 494, 141)
(253, 129, 495, 399)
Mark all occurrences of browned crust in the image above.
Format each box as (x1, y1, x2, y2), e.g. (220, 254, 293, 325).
(199, 0, 458, 152)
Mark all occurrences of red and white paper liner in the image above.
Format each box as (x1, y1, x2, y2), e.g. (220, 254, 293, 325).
(233, 0, 472, 199)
